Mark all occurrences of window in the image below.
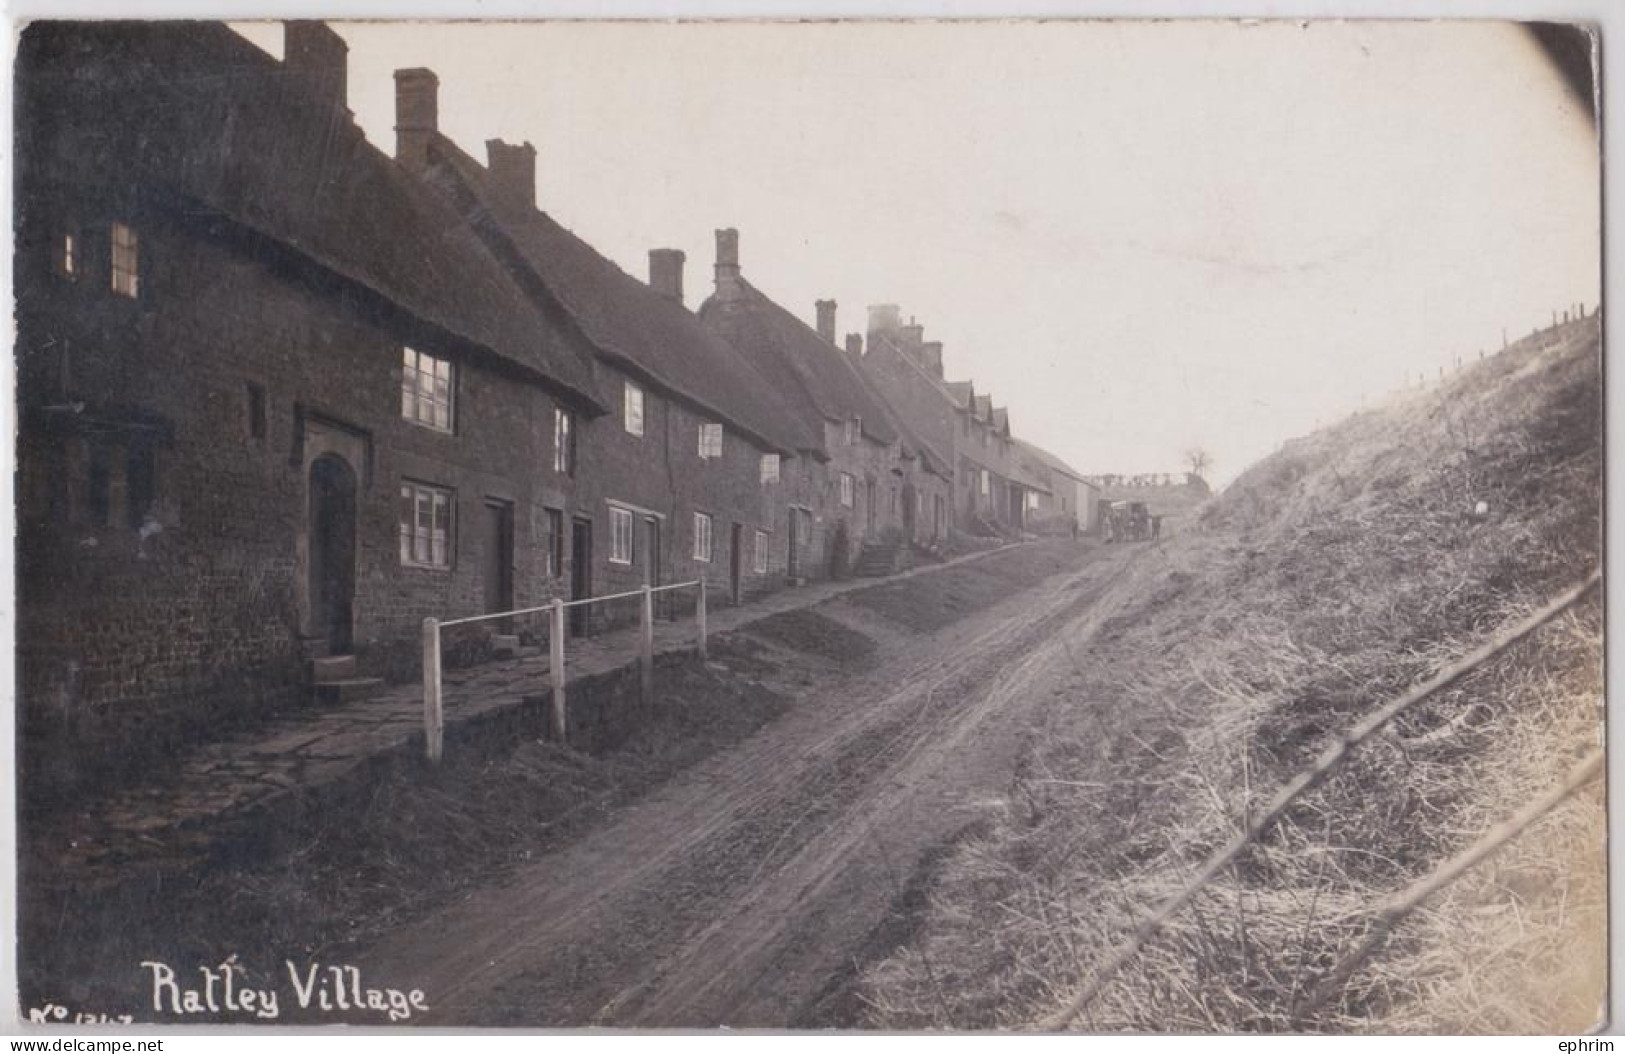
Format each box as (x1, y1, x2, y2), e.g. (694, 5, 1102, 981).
(402, 347, 454, 432)
(839, 472, 855, 508)
(246, 383, 267, 440)
(698, 421, 723, 459)
(980, 469, 991, 496)
(545, 508, 564, 577)
(54, 228, 77, 279)
(760, 453, 780, 485)
(609, 506, 634, 564)
(753, 529, 769, 574)
(400, 482, 453, 568)
(693, 512, 713, 562)
(553, 408, 575, 476)
(111, 222, 139, 298)
(624, 382, 645, 436)
(845, 417, 861, 445)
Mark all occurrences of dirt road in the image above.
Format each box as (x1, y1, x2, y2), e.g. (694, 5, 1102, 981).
(355, 542, 1135, 1027)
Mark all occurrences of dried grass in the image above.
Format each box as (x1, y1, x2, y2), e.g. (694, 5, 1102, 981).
(857, 320, 1603, 1033)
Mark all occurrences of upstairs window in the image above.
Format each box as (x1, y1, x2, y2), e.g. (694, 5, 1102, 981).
(753, 529, 769, 574)
(553, 408, 576, 476)
(845, 417, 861, 445)
(110, 222, 139, 298)
(839, 472, 855, 508)
(980, 469, 991, 496)
(698, 422, 723, 460)
(760, 453, 780, 485)
(693, 512, 714, 563)
(624, 382, 645, 436)
(400, 481, 453, 568)
(402, 347, 454, 432)
(609, 506, 634, 565)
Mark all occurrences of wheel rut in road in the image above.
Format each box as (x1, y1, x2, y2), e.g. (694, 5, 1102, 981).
(354, 545, 1135, 1027)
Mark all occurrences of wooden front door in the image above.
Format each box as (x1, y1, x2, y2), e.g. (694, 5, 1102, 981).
(787, 508, 801, 581)
(730, 522, 744, 605)
(482, 499, 515, 624)
(570, 516, 593, 637)
(308, 453, 357, 655)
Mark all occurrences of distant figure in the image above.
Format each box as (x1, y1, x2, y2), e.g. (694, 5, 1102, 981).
(1151, 515, 1163, 540)
(1071, 517, 1080, 542)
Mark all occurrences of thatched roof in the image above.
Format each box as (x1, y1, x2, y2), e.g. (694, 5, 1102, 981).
(427, 137, 814, 456)
(15, 21, 608, 413)
(699, 279, 900, 452)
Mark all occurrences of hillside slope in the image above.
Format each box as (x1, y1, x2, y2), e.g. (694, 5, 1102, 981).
(858, 315, 1603, 1033)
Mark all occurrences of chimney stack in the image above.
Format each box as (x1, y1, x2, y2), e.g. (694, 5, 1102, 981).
(714, 228, 741, 294)
(845, 333, 863, 357)
(486, 139, 537, 210)
(899, 323, 924, 347)
(921, 340, 944, 378)
(867, 303, 901, 338)
(649, 248, 686, 305)
(393, 67, 439, 170)
(285, 22, 349, 112)
(815, 300, 837, 344)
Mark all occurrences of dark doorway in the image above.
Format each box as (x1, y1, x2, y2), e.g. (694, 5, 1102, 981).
(309, 453, 357, 655)
(902, 483, 918, 540)
(570, 517, 593, 637)
(865, 480, 876, 534)
(482, 499, 514, 625)
(729, 522, 744, 605)
(787, 507, 801, 581)
(645, 516, 666, 619)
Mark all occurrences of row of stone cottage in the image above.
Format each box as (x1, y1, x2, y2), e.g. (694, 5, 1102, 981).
(14, 21, 1095, 771)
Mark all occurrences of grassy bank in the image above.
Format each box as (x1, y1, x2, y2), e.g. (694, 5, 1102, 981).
(858, 318, 1603, 1033)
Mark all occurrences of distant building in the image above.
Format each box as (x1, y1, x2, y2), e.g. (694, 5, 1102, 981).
(698, 236, 951, 573)
(860, 309, 1049, 534)
(1014, 440, 1097, 533)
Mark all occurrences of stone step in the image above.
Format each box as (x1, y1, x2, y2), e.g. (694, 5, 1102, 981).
(308, 654, 357, 684)
(312, 677, 385, 705)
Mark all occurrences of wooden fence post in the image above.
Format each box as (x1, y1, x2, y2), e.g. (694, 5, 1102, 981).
(550, 599, 567, 743)
(696, 578, 708, 660)
(422, 617, 443, 764)
(640, 584, 654, 705)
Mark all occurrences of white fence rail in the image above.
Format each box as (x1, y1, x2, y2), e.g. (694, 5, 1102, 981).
(421, 579, 708, 763)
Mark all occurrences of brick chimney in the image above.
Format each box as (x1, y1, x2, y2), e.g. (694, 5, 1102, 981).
(486, 139, 536, 210)
(285, 22, 348, 112)
(899, 322, 924, 347)
(867, 304, 901, 338)
(845, 333, 863, 357)
(815, 300, 837, 344)
(393, 67, 439, 170)
(714, 228, 741, 296)
(649, 248, 686, 305)
(921, 340, 944, 378)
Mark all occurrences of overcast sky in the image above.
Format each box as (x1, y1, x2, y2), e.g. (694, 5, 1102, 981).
(236, 19, 1599, 484)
